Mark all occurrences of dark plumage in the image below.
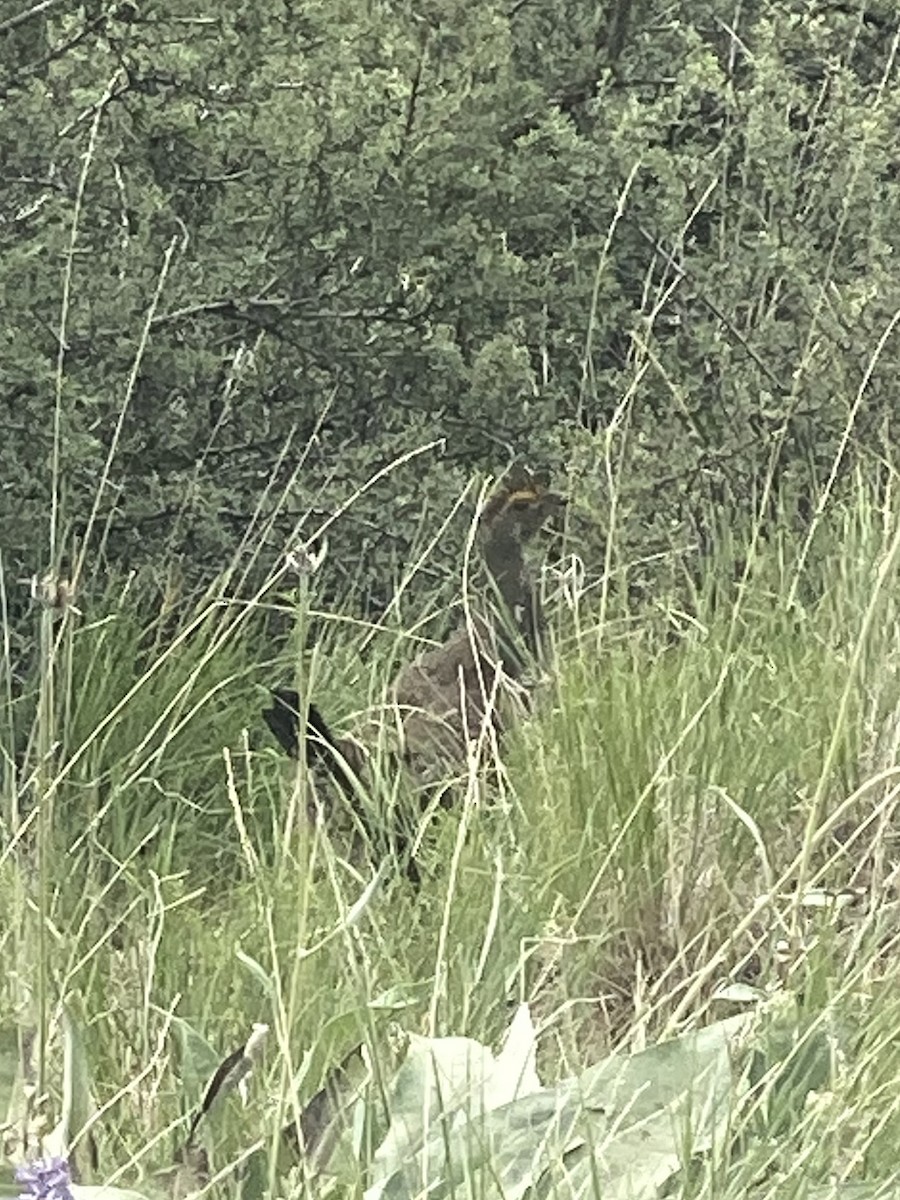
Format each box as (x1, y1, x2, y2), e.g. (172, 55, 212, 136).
(262, 463, 564, 885)
(262, 688, 420, 885)
(263, 689, 357, 777)
(393, 464, 564, 772)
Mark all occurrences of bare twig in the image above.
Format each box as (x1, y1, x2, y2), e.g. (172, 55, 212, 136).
(0, 0, 68, 36)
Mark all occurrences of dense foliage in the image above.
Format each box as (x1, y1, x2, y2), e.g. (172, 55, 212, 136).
(3, 0, 899, 632)
(4, 5, 900, 1191)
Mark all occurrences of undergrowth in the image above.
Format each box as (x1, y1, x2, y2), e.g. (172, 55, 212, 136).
(3, 471, 900, 1199)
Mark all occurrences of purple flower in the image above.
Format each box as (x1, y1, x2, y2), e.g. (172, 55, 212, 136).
(15, 1156, 73, 1200)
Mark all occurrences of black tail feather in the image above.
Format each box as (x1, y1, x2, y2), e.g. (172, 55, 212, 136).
(262, 688, 421, 886)
(262, 688, 303, 759)
(263, 689, 354, 779)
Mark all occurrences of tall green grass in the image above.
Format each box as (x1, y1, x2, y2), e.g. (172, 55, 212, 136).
(3, 471, 900, 1197)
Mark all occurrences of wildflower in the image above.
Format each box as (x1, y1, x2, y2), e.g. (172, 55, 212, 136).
(15, 1155, 73, 1200)
(29, 573, 81, 614)
(284, 536, 328, 577)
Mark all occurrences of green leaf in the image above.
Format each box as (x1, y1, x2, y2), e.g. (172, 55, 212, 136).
(0, 1025, 22, 1133)
(535, 1016, 749, 1200)
(53, 997, 99, 1180)
(0, 1164, 16, 1199)
(167, 1017, 220, 1100)
(1, 1023, 35, 1164)
(751, 1009, 837, 1136)
(367, 1004, 543, 1200)
(805, 1186, 900, 1199)
(368, 983, 431, 1012)
(366, 1013, 750, 1200)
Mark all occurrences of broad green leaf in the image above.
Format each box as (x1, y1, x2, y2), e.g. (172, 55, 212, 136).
(372, 1086, 582, 1200)
(367, 1032, 495, 1196)
(366, 1005, 544, 1200)
(367, 1014, 750, 1200)
(535, 1016, 749, 1200)
(570, 1013, 749, 1126)
(481, 1004, 542, 1116)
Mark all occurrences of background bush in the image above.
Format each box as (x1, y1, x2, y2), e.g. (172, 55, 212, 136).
(5, 6, 900, 1191)
(3, 0, 899, 648)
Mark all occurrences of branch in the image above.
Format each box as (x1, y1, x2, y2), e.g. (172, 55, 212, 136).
(395, 46, 425, 163)
(0, 0, 67, 36)
(150, 294, 425, 328)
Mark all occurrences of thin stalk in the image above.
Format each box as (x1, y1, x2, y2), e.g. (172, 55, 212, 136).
(35, 600, 55, 1102)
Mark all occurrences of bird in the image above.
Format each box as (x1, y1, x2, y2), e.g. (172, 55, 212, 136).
(393, 462, 565, 777)
(262, 462, 565, 880)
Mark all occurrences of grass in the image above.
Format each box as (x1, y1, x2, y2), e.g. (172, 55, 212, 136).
(4, 469, 900, 1199)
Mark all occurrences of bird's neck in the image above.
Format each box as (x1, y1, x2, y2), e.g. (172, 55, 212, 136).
(481, 527, 543, 672)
